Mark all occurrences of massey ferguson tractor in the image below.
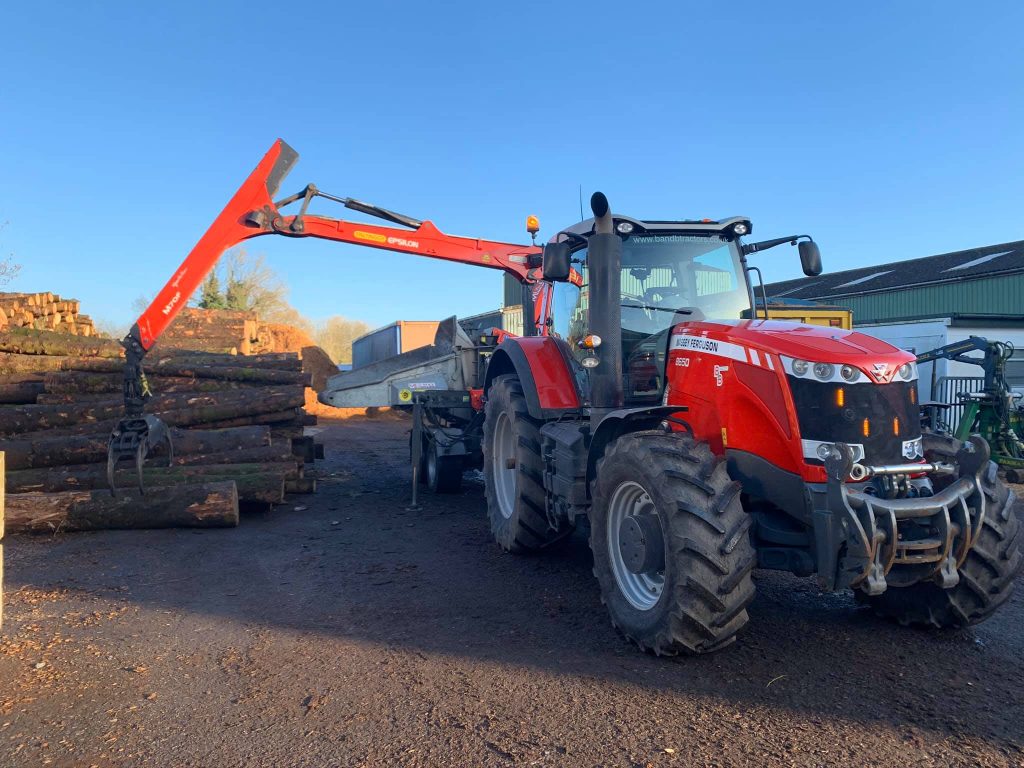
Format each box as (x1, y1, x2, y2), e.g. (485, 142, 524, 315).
(115, 140, 1021, 655)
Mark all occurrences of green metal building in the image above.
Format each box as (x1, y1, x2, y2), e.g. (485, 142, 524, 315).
(765, 239, 1024, 325)
(765, 239, 1024, 405)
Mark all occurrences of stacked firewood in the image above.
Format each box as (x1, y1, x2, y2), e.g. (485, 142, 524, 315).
(0, 327, 323, 535)
(0, 292, 96, 336)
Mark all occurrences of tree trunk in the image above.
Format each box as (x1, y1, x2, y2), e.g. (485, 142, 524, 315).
(6, 463, 290, 506)
(0, 353, 73, 374)
(169, 444, 298, 468)
(0, 425, 271, 470)
(6, 481, 240, 533)
(0, 329, 124, 358)
(194, 408, 304, 431)
(6, 389, 306, 438)
(0, 381, 45, 404)
(148, 352, 303, 371)
(41, 372, 261, 397)
(60, 358, 310, 385)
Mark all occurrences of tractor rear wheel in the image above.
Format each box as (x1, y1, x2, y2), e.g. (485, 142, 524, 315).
(483, 375, 573, 552)
(859, 433, 1022, 627)
(590, 430, 756, 655)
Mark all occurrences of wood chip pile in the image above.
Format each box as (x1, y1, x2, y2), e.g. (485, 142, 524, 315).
(0, 326, 324, 535)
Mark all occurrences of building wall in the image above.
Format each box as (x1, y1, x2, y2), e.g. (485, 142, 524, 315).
(829, 274, 1024, 324)
(856, 319, 1024, 402)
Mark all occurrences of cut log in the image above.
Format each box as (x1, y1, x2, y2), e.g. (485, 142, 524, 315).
(60, 358, 310, 385)
(4, 388, 306, 438)
(0, 381, 45, 404)
(6, 481, 240, 534)
(195, 408, 304, 431)
(170, 444, 298, 468)
(41, 371, 261, 397)
(6, 464, 290, 507)
(149, 352, 303, 371)
(0, 426, 271, 470)
(0, 353, 72, 374)
(0, 329, 123, 358)
(285, 478, 317, 494)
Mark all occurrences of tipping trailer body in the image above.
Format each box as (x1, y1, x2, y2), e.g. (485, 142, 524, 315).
(321, 317, 478, 408)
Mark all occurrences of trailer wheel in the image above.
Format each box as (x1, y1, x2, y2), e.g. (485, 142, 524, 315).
(590, 430, 755, 655)
(426, 439, 463, 494)
(859, 433, 1022, 627)
(483, 375, 573, 552)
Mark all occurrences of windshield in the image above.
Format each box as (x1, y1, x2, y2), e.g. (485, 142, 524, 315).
(618, 234, 750, 335)
(550, 233, 751, 404)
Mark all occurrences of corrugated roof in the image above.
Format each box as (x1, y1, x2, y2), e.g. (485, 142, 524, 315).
(766, 240, 1024, 301)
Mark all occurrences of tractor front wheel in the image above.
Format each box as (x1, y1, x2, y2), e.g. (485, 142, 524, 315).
(590, 430, 756, 654)
(859, 433, 1022, 627)
(482, 375, 573, 552)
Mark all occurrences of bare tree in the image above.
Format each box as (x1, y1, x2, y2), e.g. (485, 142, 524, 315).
(221, 249, 289, 317)
(315, 316, 371, 364)
(0, 221, 21, 287)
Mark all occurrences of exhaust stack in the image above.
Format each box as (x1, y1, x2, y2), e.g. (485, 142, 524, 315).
(586, 192, 624, 412)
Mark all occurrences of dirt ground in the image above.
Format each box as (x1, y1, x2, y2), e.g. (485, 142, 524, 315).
(0, 415, 1022, 768)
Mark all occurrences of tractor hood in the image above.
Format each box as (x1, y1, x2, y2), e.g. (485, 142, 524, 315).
(673, 320, 914, 382)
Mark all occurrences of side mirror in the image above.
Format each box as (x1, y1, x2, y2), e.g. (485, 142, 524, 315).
(542, 241, 571, 281)
(799, 240, 822, 277)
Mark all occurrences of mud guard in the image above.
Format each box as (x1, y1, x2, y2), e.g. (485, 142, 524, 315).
(483, 338, 582, 419)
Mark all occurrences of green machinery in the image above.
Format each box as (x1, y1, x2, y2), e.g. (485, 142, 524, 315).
(917, 336, 1024, 471)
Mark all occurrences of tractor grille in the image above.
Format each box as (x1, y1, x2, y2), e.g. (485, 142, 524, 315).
(788, 378, 921, 465)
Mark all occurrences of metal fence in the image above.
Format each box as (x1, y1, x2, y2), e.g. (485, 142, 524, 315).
(931, 375, 985, 432)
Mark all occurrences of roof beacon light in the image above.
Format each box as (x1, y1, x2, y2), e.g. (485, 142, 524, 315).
(616, 221, 634, 235)
(526, 215, 540, 236)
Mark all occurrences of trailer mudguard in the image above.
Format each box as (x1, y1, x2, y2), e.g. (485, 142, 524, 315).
(484, 337, 581, 419)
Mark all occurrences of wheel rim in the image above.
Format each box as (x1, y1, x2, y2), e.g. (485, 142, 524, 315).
(607, 481, 665, 611)
(492, 411, 516, 519)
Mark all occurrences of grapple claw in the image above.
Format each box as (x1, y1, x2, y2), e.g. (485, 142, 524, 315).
(107, 414, 173, 495)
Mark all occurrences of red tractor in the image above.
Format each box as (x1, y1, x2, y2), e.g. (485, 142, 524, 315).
(115, 141, 1021, 655)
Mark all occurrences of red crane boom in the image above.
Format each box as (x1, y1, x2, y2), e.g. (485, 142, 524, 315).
(110, 139, 545, 493)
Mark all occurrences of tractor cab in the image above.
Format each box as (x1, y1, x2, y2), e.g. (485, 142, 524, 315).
(542, 201, 821, 410)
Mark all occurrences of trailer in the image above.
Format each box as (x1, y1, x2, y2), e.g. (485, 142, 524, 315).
(322, 316, 494, 495)
(352, 320, 441, 370)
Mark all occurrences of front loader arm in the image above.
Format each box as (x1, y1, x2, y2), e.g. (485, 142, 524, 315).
(111, 139, 543, 494)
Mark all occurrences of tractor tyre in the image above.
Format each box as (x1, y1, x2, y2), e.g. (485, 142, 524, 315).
(590, 430, 756, 655)
(483, 375, 573, 552)
(426, 439, 463, 494)
(859, 432, 1023, 627)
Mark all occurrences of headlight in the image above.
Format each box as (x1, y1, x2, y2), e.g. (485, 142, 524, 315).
(813, 362, 835, 380)
(898, 363, 913, 380)
(840, 364, 859, 382)
(581, 355, 600, 369)
(732, 222, 749, 236)
(792, 359, 809, 376)
(616, 222, 634, 234)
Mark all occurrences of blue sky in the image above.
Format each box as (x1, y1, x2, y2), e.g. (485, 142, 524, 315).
(2, 1, 1021, 334)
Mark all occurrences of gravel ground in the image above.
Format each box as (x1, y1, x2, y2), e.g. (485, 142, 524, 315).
(0, 414, 1022, 767)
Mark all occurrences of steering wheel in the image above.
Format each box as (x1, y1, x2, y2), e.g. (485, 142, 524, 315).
(643, 286, 685, 304)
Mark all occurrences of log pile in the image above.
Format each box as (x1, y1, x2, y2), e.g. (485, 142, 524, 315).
(153, 308, 260, 355)
(0, 292, 96, 336)
(0, 325, 325, 535)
